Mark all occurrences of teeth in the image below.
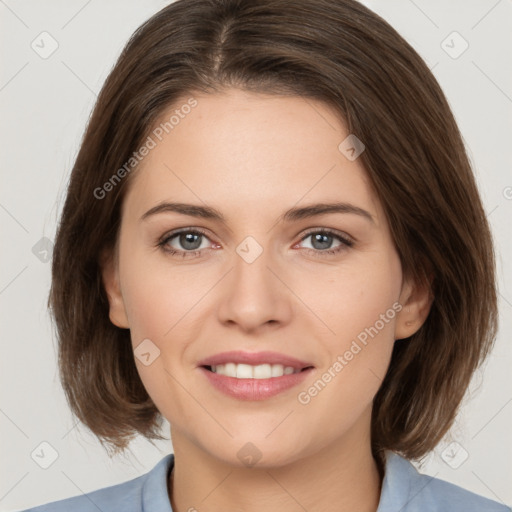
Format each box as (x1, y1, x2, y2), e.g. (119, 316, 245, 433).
(210, 363, 300, 378)
(253, 363, 271, 378)
(236, 363, 253, 379)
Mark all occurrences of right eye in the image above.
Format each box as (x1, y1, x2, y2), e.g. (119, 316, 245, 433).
(157, 228, 216, 258)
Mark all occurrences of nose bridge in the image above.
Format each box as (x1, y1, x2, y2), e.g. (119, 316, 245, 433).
(216, 234, 292, 330)
(232, 234, 278, 303)
(233, 235, 273, 288)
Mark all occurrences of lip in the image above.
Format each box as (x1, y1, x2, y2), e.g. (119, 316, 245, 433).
(197, 350, 315, 401)
(199, 366, 315, 401)
(197, 350, 314, 370)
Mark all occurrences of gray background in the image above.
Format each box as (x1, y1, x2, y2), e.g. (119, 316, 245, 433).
(1, 0, 511, 510)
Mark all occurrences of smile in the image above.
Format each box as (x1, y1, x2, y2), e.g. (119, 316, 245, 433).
(197, 350, 315, 400)
(206, 363, 305, 378)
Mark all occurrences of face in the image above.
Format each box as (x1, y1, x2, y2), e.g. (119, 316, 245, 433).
(102, 88, 427, 468)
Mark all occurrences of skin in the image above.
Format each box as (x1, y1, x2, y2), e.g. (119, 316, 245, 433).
(102, 88, 432, 512)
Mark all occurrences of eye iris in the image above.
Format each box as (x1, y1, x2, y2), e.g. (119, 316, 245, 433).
(180, 232, 202, 250)
(312, 233, 332, 250)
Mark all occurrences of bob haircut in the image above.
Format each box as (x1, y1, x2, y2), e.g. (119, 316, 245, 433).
(50, 0, 498, 462)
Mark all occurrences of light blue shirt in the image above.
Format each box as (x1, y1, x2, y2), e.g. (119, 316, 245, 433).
(18, 451, 511, 511)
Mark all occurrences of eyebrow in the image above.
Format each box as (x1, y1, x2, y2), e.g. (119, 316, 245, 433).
(140, 201, 375, 225)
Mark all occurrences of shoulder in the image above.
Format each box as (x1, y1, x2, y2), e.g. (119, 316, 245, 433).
(16, 454, 174, 512)
(378, 451, 511, 512)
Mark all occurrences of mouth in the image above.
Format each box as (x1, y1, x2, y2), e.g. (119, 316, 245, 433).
(202, 363, 314, 379)
(197, 351, 315, 401)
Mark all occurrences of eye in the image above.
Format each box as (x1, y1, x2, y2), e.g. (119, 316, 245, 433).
(157, 228, 215, 258)
(157, 227, 354, 259)
(296, 229, 354, 257)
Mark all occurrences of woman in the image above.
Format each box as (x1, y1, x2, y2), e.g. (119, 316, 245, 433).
(20, 0, 510, 510)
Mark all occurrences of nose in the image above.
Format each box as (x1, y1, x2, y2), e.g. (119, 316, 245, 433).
(216, 242, 293, 333)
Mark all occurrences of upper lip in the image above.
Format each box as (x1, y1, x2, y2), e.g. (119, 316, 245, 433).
(197, 351, 314, 370)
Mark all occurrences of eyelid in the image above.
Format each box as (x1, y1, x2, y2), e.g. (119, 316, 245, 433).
(158, 226, 354, 243)
(299, 227, 355, 245)
(158, 226, 213, 244)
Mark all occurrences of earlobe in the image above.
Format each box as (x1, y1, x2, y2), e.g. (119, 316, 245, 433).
(394, 275, 433, 340)
(99, 249, 130, 329)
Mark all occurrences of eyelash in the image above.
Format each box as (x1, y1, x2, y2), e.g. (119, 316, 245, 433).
(157, 227, 354, 259)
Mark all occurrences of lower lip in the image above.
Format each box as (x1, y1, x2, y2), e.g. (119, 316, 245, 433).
(199, 366, 314, 401)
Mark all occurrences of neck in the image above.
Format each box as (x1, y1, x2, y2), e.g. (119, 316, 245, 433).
(168, 410, 382, 512)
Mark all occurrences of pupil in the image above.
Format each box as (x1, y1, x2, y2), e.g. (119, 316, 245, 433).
(181, 233, 202, 250)
(312, 233, 332, 250)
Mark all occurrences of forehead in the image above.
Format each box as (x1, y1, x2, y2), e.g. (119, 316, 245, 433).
(122, 89, 382, 226)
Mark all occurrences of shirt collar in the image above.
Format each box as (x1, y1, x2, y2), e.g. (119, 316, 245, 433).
(141, 453, 174, 512)
(141, 450, 425, 512)
(377, 450, 437, 512)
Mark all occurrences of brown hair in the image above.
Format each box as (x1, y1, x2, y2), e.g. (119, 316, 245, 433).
(50, 0, 498, 462)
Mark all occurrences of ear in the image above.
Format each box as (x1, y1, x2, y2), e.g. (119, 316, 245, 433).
(99, 248, 130, 329)
(394, 273, 433, 340)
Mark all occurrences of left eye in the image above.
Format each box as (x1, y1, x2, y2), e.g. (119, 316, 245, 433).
(298, 231, 353, 252)
(161, 230, 211, 252)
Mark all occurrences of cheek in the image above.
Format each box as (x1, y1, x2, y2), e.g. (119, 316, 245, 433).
(294, 250, 402, 405)
(117, 251, 202, 417)
(119, 246, 209, 342)
(295, 251, 402, 349)
(279, 264, 401, 458)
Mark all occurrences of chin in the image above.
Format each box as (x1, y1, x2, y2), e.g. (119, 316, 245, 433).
(203, 435, 309, 470)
